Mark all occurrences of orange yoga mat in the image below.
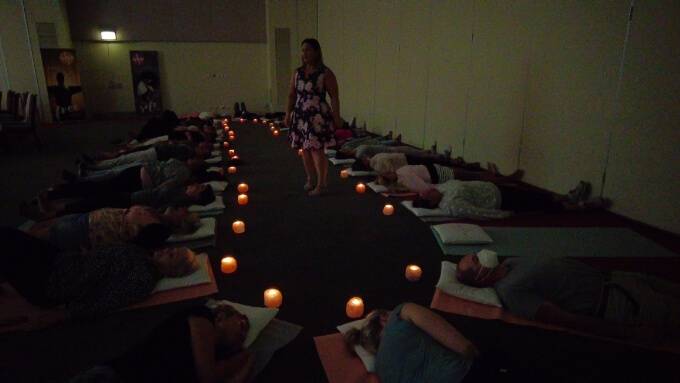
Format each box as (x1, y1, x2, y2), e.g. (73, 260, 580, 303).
(430, 288, 680, 354)
(313, 333, 380, 383)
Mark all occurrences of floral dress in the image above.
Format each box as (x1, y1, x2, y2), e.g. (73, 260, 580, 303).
(289, 65, 336, 150)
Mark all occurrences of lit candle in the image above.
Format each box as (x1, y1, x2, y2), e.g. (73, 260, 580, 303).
(231, 155, 239, 161)
(253, 118, 258, 123)
(340, 169, 349, 178)
(264, 288, 283, 308)
(237, 194, 248, 205)
(228, 135, 235, 141)
(223, 142, 230, 148)
(232, 220, 245, 234)
(297, 149, 303, 156)
(228, 149, 235, 157)
(355, 183, 366, 194)
(240, 118, 245, 122)
(228, 166, 237, 174)
(223, 126, 229, 132)
(220, 256, 237, 274)
(273, 130, 280, 136)
(237, 183, 249, 193)
(346, 297, 365, 319)
(270, 126, 276, 132)
(383, 204, 394, 216)
(405, 264, 422, 282)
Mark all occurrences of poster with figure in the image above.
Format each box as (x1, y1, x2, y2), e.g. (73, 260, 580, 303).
(130, 50, 162, 114)
(41, 49, 85, 121)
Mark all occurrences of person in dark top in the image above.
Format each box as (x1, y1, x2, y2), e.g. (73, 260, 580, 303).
(82, 142, 204, 173)
(0, 228, 199, 329)
(71, 304, 254, 383)
(47, 72, 82, 121)
(456, 255, 680, 342)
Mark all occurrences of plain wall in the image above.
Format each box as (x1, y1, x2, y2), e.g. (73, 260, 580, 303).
(318, 0, 680, 234)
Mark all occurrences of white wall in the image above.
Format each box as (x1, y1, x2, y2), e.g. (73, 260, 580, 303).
(318, 0, 680, 234)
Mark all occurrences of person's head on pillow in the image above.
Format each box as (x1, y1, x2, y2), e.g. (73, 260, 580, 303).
(343, 309, 390, 354)
(151, 246, 199, 277)
(412, 188, 443, 209)
(456, 253, 506, 288)
(185, 183, 215, 206)
(161, 206, 201, 235)
(211, 303, 250, 354)
(196, 142, 213, 159)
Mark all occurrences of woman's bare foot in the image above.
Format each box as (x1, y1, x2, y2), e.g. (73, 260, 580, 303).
(308, 187, 325, 196)
(304, 181, 314, 191)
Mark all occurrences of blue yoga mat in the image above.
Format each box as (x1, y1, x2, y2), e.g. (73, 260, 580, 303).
(431, 226, 679, 258)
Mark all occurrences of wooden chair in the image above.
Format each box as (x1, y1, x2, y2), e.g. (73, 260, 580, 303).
(0, 94, 41, 151)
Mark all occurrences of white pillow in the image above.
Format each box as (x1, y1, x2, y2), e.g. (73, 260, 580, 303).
(336, 319, 376, 372)
(436, 261, 502, 307)
(206, 299, 278, 348)
(198, 111, 212, 120)
(167, 217, 215, 243)
(477, 249, 499, 268)
(432, 223, 493, 245)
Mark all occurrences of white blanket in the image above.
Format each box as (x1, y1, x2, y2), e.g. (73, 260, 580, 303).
(168, 218, 215, 243)
(346, 168, 376, 177)
(367, 181, 388, 193)
(400, 200, 450, 217)
(152, 253, 211, 293)
(189, 198, 225, 213)
(203, 180, 228, 192)
(329, 157, 355, 166)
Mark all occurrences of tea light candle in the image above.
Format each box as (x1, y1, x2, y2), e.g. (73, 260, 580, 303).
(264, 288, 283, 308)
(383, 204, 395, 216)
(228, 166, 237, 174)
(223, 142, 230, 148)
(237, 194, 248, 205)
(253, 118, 258, 123)
(231, 155, 240, 161)
(228, 135, 235, 141)
(228, 149, 235, 157)
(237, 183, 249, 193)
(346, 297, 365, 319)
(240, 118, 245, 123)
(340, 169, 349, 178)
(273, 129, 280, 136)
(232, 220, 245, 234)
(405, 264, 422, 282)
(220, 256, 237, 274)
(298, 149, 303, 156)
(355, 183, 366, 194)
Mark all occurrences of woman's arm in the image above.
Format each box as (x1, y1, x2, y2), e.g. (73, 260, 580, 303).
(285, 72, 297, 128)
(400, 303, 478, 359)
(324, 70, 342, 129)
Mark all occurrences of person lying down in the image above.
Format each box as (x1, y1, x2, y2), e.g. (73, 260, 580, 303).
(0, 227, 200, 331)
(345, 303, 477, 383)
(456, 254, 680, 343)
(70, 303, 254, 383)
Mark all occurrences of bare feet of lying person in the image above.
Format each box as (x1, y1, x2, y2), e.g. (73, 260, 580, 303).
(385, 130, 393, 140)
(395, 134, 402, 143)
(507, 169, 525, 181)
(487, 162, 499, 175)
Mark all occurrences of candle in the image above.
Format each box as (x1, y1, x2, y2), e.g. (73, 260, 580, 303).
(355, 183, 366, 194)
(228, 135, 235, 141)
(231, 155, 239, 161)
(240, 118, 245, 122)
(220, 256, 237, 274)
(232, 220, 245, 234)
(297, 149, 303, 156)
(346, 297, 365, 319)
(228, 149, 235, 157)
(223, 142, 229, 148)
(253, 118, 258, 123)
(237, 194, 248, 205)
(270, 126, 276, 132)
(383, 204, 395, 216)
(237, 183, 249, 193)
(405, 264, 422, 282)
(340, 169, 349, 178)
(228, 166, 237, 174)
(264, 288, 283, 308)
(273, 130, 280, 136)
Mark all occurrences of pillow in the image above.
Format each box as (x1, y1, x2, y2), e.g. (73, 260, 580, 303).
(167, 217, 215, 243)
(206, 299, 278, 348)
(436, 261, 502, 307)
(477, 249, 499, 268)
(336, 319, 376, 373)
(432, 223, 493, 245)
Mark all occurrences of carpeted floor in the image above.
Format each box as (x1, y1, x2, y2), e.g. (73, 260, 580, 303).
(1, 120, 680, 382)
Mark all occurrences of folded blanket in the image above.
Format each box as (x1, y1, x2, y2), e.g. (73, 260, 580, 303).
(329, 157, 356, 166)
(400, 200, 450, 217)
(168, 218, 215, 243)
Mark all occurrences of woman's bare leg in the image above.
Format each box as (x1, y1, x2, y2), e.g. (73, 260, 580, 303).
(309, 149, 327, 195)
(301, 149, 315, 190)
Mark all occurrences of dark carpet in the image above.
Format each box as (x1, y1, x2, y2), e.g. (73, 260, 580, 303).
(1, 121, 680, 382)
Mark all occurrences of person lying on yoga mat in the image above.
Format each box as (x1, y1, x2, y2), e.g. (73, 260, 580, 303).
(70, 304, 254, 383)
(0, 227, 200, 330)
(80, 141, 213, 171)
(344, 302, 477, 383)
(456, 255, 680, 342)
(26, 183, 215, 220)
(412, 179, 599, 220)
(48, 159, 206, 202)
(334, 132, 402, 158)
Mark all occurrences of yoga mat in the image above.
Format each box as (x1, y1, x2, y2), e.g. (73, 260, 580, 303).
(431, 226, 679, 258)
(249, 319, 303, 377)
(314, 333, 379, 383)
(430, 288, 680, 354)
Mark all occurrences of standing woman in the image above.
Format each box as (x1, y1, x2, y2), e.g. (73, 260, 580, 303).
(286, 38, 341, 196)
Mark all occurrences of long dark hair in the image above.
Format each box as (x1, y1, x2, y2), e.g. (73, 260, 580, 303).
(301, 38, 324, 66)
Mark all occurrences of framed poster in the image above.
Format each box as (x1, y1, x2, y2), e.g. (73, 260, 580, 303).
(41, 49, 85, 121)
(130, 50, 162, 114)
